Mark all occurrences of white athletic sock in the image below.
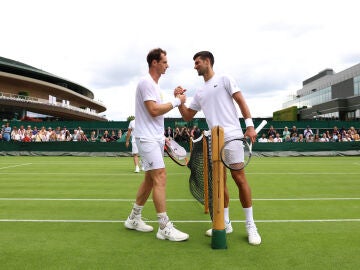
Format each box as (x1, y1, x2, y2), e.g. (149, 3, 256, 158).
(243, 206, 254, 224)
(130, 203, 143, 219)
(157, 212, 169, 229)
(224, 207, 230, 224)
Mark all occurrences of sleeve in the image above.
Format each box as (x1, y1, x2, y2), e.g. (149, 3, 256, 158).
(222, 75, 241, 96)
(188, 93, 201, 112)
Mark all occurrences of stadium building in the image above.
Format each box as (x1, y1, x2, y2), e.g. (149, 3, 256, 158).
(282, 62, 360, 121)
(0, 56, 107, 121)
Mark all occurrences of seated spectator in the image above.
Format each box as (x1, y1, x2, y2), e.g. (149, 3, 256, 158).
(90, 130, 98, 142)
(11, 126, 21, 141)
(353, 133, 360, 141)
(267, 135, 274, 143)
(180, 126, 190, 142)
(332, 126, 339, 141)
(284, 135, 291, 143)
(273, 133, 283, 143)
(342, 133, 352, 142)
(100, 130, 111, 142)
(313, 134, 320, 142)
(18, 125, 26, 141)
(190, 126, 201, 140)
(303, 125, 313, 139)
(165, 126, 173, 138)
(290, 133, 298, 142)
(267, 125, 276, 139)
(258, 133, 268, 143)
(306, 134, 314, 143)
(290, 126, 298, 137)
(297, 134, 305, 142)
(2, 122, 11, 142)
(109, 130, 119, 142)
(64, 130, 73, 141)
(319, 133, 329, 142)
(117, 130, 123, 140)
(72, 129, 81, 142)
(79, 130, 89, 142)
(282, 126, 290, 140)
(31, 126, 38, 141)
(22, 132, 32, 142)
(173, 127, 181, 142)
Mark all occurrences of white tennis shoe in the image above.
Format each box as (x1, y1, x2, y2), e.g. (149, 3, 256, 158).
(134, 166, 140, 173)
(125, 216, 153, 232)
(156, 222, 189, 241)
(246, 222, 261, 245)
(205, 221, 233, 236)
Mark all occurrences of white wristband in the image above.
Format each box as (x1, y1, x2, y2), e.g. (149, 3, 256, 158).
(245, 118, 254, 128)
(171, 97, 181, 108)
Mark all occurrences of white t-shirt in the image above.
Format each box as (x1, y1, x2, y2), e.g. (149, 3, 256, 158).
(128, 119, 136, 143)
(133, 74, 164, 141)
(189, 74, 243, 141)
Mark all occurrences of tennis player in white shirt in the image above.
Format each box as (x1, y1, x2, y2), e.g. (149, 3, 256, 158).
(124, 48, 189, 242)
(175, 51, 261, 245)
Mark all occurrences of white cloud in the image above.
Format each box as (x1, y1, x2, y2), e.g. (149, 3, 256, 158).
(1, 0, 359, 121)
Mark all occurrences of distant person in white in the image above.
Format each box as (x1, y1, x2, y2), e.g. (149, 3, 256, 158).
(124, 48, 189, 242)
(175, 51, 261, 245)
(125, 118, 141, 173)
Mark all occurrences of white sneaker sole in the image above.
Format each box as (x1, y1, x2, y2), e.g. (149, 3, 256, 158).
(156, 232, 189, 241)
(125, 220, 153, 232)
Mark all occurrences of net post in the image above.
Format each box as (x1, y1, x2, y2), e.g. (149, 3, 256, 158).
(210, 126, 227, 249)
(202, 131, 209, 214)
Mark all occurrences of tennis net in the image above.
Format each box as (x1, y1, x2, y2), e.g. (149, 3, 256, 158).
(187, 131, 213, 219)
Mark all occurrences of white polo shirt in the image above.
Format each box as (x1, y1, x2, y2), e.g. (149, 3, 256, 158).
(133, 74, 164, 141)
(189, 74, 244, 141)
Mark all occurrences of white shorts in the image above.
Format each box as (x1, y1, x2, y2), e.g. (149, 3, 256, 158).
(131, 141, 139, 155)
(135, 138, 165, 171)
(223, 139, 245, 164)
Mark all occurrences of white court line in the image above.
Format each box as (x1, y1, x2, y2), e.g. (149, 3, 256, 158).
(0, 163, 32, 170)
(0, 172, 186, 176)
(0, 219, 359, 223)
(0, 172, 359, 176)
(0, 197, 359, 202)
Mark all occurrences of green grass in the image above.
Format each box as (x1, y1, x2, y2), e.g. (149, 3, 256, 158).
(0, 156, 359, 270)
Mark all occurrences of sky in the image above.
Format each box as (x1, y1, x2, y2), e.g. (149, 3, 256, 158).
(1, 0, 359, 121)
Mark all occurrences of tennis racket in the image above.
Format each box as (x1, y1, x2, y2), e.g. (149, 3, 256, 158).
(220, 120, 267, 170)
(164, 138, 189, 166)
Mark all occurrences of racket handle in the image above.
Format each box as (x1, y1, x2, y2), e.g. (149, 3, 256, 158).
(255, 120, 267, 133)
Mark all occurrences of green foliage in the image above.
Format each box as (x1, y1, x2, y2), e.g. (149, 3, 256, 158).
(273, 106, 298, 121)
(127, 115, 135, 122)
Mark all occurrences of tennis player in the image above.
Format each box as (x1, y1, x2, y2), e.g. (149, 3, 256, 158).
(124, 48, 189, 242)
(175, 51, 261, 245)
(125, 118, 141, 173)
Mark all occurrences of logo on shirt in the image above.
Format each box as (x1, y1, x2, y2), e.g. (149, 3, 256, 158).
(214, 84, 218, 88)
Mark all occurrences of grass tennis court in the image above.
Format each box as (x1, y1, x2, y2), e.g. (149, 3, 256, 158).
(0, 155, 359, 270)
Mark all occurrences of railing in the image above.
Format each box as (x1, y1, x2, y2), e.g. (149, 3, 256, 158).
(0, 91, 106, 119)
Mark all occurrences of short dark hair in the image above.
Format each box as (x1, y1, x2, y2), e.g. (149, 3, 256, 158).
(147, 48, 167, 68)
(193, 51, 214, 67)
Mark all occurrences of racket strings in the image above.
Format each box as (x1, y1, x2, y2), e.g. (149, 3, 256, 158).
(221, 138, 251, 170)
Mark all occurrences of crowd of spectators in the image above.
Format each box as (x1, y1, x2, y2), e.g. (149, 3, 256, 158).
(258, 125, 360, 143)
(0, 123, 124, 143)
(164, 125, 201, 142)
(2, 122, 359, 144)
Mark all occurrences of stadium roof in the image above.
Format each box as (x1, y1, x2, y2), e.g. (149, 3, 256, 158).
(0, 56, 95, 99)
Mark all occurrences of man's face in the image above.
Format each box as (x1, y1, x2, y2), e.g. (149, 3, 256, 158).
(155, 53, 169, 74)
(194, 56, 208, 76)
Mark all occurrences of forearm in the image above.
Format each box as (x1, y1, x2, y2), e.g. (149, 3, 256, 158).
(145, 97, 182, 117)
(178, 104, 196, 121)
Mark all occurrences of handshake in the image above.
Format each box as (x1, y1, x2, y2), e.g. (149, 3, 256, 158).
(172, 86, 187, 107)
